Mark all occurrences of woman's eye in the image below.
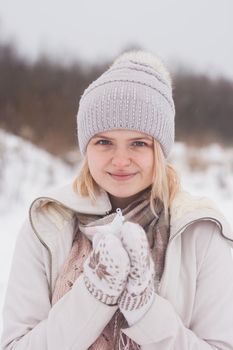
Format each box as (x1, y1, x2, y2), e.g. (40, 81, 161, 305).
(132, 141, 147, 147)
(96, 139, 111, 145)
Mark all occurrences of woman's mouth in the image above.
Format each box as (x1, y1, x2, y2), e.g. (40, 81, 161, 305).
(108, 172, 137, 181)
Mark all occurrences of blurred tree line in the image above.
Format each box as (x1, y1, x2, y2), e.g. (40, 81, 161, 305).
(0, 41, 233, 155)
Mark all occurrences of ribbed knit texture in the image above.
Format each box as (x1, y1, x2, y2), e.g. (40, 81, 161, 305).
(77, 57, 175, 157)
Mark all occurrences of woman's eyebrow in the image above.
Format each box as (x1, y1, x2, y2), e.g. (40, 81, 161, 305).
(92, 134, 153, 141)
(91, 134, 113, 140)
(129, 136, 153, 141)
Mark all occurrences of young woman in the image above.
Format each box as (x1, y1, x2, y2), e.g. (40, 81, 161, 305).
(2, 51, 233, 350)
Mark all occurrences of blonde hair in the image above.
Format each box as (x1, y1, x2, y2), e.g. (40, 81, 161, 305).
(73, 140, 180, 220)
(150, 141, 180, 219)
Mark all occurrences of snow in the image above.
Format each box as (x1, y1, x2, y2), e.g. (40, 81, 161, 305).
(0, 130, 76, 333)
(0, 129, 233, 336)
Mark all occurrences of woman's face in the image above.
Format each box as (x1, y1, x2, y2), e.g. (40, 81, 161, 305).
(87, 129, 154, 207)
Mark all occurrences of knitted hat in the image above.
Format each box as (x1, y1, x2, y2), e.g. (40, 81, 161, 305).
(77, 51, 175, 157)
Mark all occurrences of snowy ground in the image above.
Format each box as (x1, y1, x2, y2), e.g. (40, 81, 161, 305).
(0, 129, 233, 335)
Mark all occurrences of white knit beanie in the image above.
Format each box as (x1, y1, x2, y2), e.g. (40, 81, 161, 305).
(77, 51, 175, 157)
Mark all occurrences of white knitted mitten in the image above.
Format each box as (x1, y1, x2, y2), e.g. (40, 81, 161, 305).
(118, 222, 155, 325)
(83, 232, 130, 305)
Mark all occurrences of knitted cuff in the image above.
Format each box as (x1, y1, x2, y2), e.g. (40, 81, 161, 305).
(119, 277, 154, 312)
(83, 276, 118, 305)
(121, 292, 155, 326)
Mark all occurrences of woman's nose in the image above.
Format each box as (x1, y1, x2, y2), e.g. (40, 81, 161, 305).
(111, 148, 131, 167)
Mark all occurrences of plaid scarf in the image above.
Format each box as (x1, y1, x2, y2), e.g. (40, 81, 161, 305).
(52, 189, 170, 349)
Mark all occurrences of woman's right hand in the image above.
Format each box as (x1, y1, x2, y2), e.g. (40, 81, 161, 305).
(83, 232, 130, 305)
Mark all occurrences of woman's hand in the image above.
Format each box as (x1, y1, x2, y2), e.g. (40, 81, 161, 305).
(83, 232, 130, 305)
(118, 222, 155, 325)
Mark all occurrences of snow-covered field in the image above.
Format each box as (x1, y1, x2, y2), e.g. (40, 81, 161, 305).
(0, 129, 233, 336)
(0, 130, 77, 334)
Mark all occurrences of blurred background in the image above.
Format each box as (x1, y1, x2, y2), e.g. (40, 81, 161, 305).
(0, 0, 233, 333)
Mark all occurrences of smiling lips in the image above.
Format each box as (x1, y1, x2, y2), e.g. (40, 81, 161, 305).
(108, 172, 137, 181)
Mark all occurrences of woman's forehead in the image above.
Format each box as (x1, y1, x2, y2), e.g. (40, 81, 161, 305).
(93, 129, 153, 140)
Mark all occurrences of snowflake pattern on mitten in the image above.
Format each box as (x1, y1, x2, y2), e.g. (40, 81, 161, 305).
(84, 233, 130, 305)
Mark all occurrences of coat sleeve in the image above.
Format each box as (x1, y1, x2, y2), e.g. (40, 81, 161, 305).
(1, 220, 117, 350)
(122, 221, 233, 349)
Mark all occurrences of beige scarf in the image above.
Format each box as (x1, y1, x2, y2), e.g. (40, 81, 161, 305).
(52, 191, 170, 349)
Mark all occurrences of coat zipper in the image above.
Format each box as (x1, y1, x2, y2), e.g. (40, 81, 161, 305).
(29, 208, 53, 299)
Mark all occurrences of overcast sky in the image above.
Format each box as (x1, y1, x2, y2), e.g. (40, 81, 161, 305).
(0, 0, 233, 79)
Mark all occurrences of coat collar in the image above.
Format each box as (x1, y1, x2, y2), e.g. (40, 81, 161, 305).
(29, 183, 233, 247)
(30, 183, 112, 216)
(170, 190, 233, 245)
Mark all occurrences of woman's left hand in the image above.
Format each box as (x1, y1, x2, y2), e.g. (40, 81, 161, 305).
(118, 222, 155, 326)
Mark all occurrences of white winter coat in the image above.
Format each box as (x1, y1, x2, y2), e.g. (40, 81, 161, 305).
(1, 184, 233, 350)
